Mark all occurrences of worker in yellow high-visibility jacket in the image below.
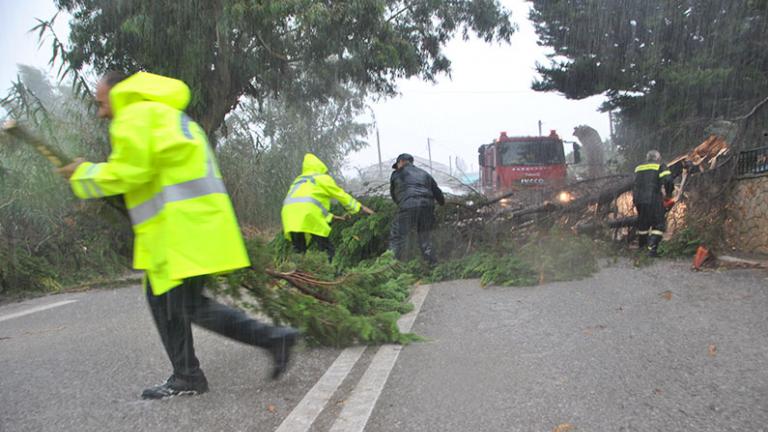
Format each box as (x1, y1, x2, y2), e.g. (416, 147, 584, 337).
(57, 71, 298, 400)
(281, 153, 374, 261)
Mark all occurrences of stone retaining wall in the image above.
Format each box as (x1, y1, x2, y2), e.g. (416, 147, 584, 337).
(725, 175, 768, 254)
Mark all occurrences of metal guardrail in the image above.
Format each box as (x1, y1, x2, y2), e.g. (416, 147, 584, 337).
(737, 146, 768, 178)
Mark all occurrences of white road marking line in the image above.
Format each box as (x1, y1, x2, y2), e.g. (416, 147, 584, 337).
(328, 284, 431, 432)
(274, 284, 431, 432)
(0, 300, 77, 323)
(275, 346, 366, 432)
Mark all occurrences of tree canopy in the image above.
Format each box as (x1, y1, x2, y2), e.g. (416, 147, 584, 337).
(529, 0, 768, 160)
(54, 0, 514, 134)
(218, 85, 369, 227)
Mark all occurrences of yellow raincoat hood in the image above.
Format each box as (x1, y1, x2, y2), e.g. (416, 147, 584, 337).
(110, 72, 191, 115)
(302, 153, 328, 175)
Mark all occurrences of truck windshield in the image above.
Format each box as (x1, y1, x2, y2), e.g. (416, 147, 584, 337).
(499, 140, 564, 165)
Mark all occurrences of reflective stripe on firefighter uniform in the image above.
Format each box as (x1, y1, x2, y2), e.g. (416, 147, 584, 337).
(281, 153, 361, 242)
(632, 162, 675, 235)
(69, 72, 250, 295)
(633, 163, 674, 205)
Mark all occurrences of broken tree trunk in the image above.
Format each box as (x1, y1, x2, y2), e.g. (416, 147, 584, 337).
(575, 216, 637, 234)
(493, 175, 634, 219)
(560, 178, 634, 214)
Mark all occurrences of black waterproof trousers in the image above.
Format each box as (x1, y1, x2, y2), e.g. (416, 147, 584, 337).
(635, 201, 666, 253)
(146, 276, 282, 380)
(635, 201, 666, 234)
(388, 205, 437, 265)
(290, 232, 335, 262)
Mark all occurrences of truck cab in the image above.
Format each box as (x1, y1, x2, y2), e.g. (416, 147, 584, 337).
(478, 130, 580, 196)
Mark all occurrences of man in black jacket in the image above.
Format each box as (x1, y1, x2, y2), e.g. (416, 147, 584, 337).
(633, 150, 675, 257)
(389, 154, 445, 265)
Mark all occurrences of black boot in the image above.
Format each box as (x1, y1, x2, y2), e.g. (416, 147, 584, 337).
(267, 327, 300, 380)
(648, 234, 662, 257)
(637, 234, 648, 249)
(422, 247, 437, 268)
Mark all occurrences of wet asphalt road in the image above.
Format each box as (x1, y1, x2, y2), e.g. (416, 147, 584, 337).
(0, 286, 341, 432)
(2, 260, 767, 431)
(367, 261, 768, 432)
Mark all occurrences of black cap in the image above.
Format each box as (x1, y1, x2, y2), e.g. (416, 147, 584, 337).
(392, 153, 414, 169)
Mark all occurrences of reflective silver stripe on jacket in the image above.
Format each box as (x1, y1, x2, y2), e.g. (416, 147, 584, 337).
(282, 196, 329, 216)
(80, 163, 106, 199)
(282, 174, 328, 215)
(81, 179, 96, 199)
(285, 175, 317, 198)
(181, 113, 194, 140)
(85, 164, 105, 198)
(129, 176, 227, 225)
(128, 141, 225, 226)
(343, 198, 360, 212)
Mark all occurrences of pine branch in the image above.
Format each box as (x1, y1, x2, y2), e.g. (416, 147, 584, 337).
(263, 268, 337, 303)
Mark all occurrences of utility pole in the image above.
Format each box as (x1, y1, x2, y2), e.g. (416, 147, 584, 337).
(376, 127, 382, 176)
(538, 120, 543, 136)
(449, 156, 452, 176)
(427, 137, 433, 174)
(371, 110, 383, 175)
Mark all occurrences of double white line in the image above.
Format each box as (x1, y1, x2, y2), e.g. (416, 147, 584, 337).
(276, 284, 431, 432)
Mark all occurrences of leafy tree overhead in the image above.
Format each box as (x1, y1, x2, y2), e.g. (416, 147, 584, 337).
(53, 0, 515, 135)
(217, 85, 369, 227)
(529, 0, 768, 160)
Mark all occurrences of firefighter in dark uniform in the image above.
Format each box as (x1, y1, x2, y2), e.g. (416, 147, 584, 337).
(633, 150, 675, 257)
(389, 154, 445, 265)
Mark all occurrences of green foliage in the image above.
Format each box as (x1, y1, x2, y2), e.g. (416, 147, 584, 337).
(330, 196, 397, 269)
(278, 194, 601, 290)
(0, 67, 132, 296)
(329, 196, 490, 267)
(268, 234, 295, 264)
(659, 227, 703, 257)
(221, 243, 419, 347)
(267, 196, 398, 268)
(429, 252, 537, 286)
(53, 0, 514, 134)
(427, 232, 599, 287)
(529, 0, 768, 161)
(0, 246, 62, 294)
(518, 231, 600, 283)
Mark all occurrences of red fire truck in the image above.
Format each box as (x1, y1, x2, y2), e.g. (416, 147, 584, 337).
(478, 130, 580, 196)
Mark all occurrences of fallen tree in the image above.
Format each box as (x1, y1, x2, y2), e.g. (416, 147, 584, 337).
(217, 244, 421, 347)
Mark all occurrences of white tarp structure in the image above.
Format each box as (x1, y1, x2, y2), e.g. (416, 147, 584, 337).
(345, 155, 478, 196)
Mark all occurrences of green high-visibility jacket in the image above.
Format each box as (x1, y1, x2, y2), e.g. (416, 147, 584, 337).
(281, 153, 361, 241)
(69, 72, 250, 295)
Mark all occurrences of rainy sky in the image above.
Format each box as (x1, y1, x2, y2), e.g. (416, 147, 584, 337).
(1, 0, 610, 176)
(0, 0, 68, 95)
